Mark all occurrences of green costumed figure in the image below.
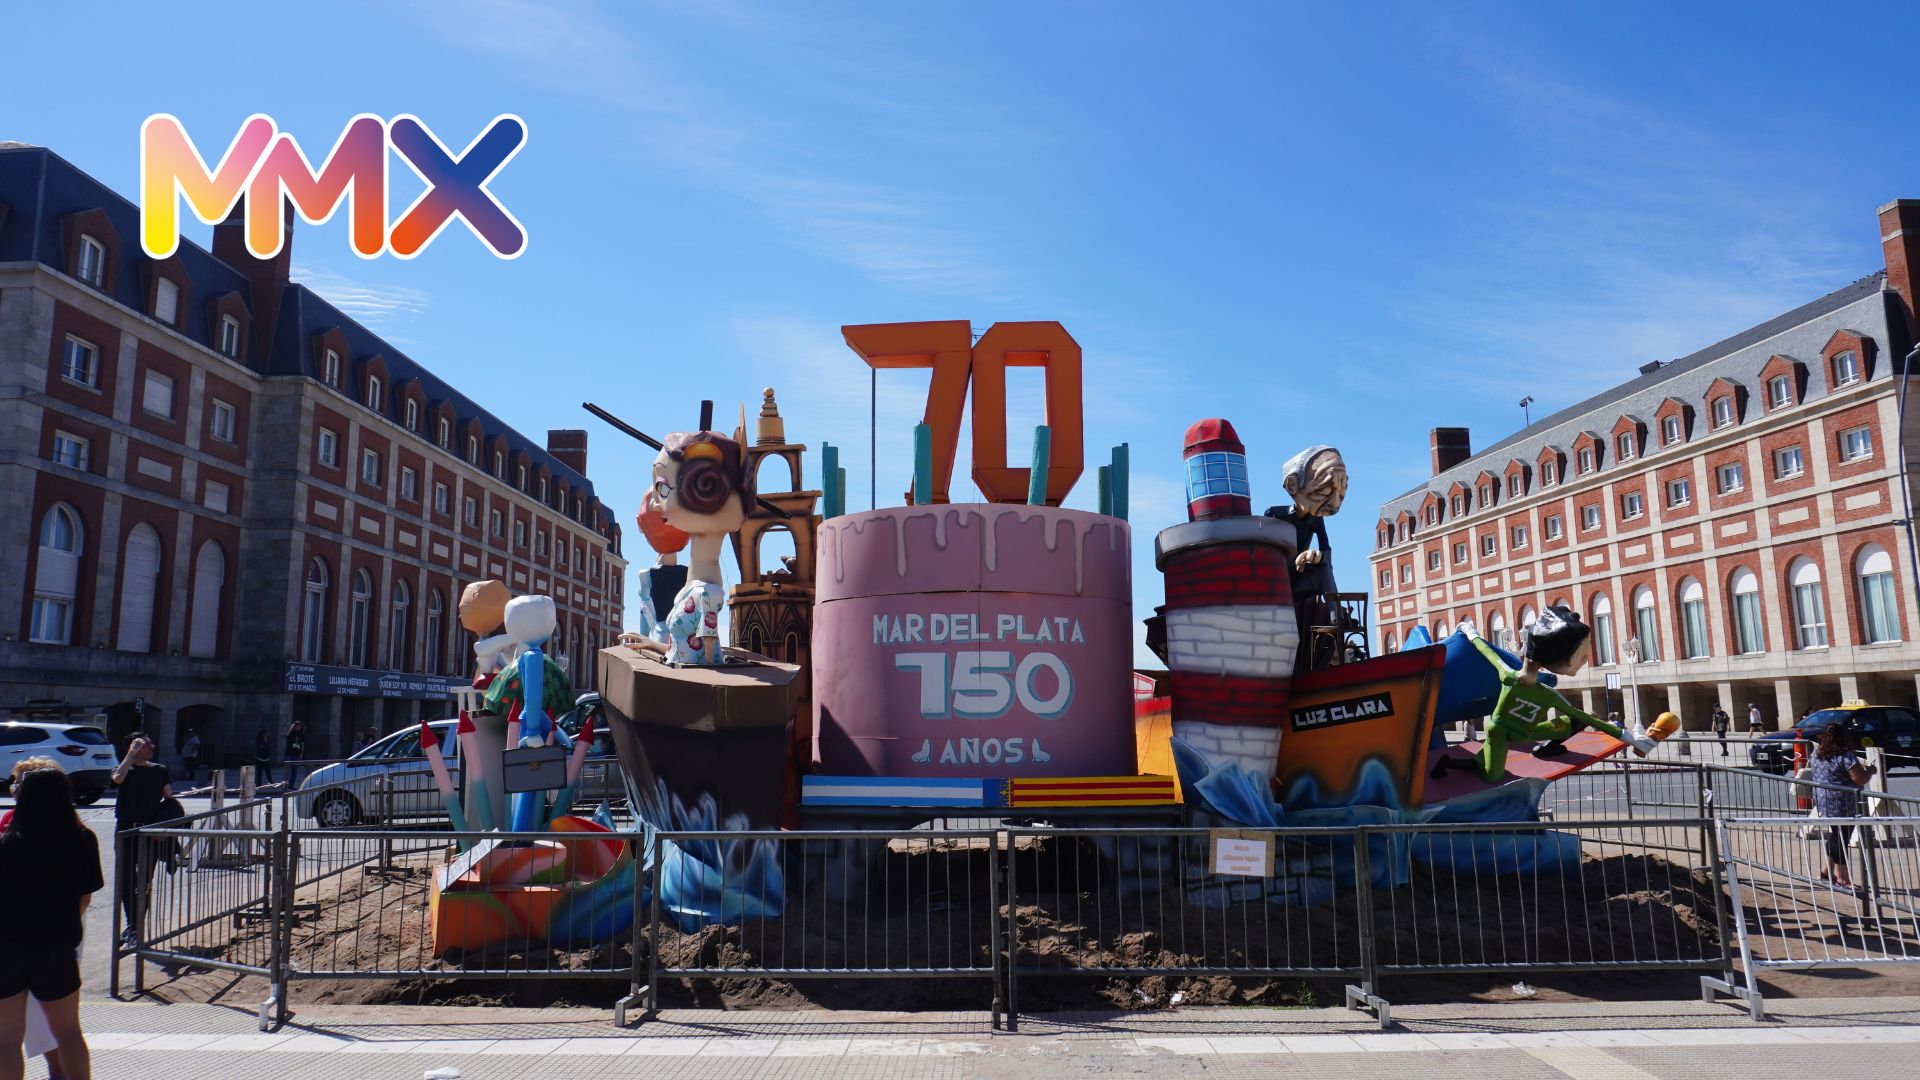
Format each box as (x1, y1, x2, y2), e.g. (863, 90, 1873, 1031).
(482, 651, 576, 729)
(1431, 605, 1660, 784)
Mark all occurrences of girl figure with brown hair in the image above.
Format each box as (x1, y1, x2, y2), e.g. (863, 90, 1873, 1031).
(0, 767, 103, 1080)
(639, 426, 754, 666)
(1810, 720, 1875, 893)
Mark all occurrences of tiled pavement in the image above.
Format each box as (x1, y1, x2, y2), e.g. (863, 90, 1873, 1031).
(40, 997, 1920, 1078)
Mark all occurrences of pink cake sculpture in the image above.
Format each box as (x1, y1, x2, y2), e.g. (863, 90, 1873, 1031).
(812, 503, 1134, 778)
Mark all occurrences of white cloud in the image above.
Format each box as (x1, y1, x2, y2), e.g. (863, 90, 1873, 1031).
(293, 263, 429, 326)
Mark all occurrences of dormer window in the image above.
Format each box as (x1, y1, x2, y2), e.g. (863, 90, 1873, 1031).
(1507, 474, 1522, 497)
(219, 316, 241, 358)
(1711, 396, 1733, 428)
(1578, 447, 1594, 474)
(1477, 485, 1491, 509)
(366, 375, 382, 412)
(1768, 374, 1793, 408)
(154, 278, 180, 324)
(1834, 350, 1860, 388)
(539, 477, 549, 501)
(466, 435, 478, 464)
(324, 350, 341, 388)
(1616, 433, 1635, 462)
(405, 399, 419, 431)
(437, 417, 450, 448)
(77, 236, 105, 286)
(517, 464, 527, 490)
(1451, 494, 1464, 515)
(493, 451, 504, 478)
(1661, 416, 1682, 446)
(1542, 461, 1557, 486)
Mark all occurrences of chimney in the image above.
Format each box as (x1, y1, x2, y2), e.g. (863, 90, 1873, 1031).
(1880, 199, 1920, 356)
(1429, 427, 1471, 476)
(211, 199, 292, 370)
(548, 428, 588, 476)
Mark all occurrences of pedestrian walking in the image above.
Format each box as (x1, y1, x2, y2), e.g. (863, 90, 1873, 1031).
(1810, 721, 1875, 893)
(109, 734, 173, 949)
(0, 767, 104, 1080)
(252, 732, 274, 785)
(283, 719, 307, 786)
(1711, 704, 1731, 756)
(0, 758, 68, 1080)
(1747, 703, 1765, 734)
(180, 733, 200, 784)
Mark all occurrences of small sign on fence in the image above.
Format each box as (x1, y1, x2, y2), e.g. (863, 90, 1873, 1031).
(1208, 829, 1273, 877)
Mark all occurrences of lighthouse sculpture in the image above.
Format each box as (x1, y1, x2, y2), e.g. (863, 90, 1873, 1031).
(1154, 419, 1300, 780)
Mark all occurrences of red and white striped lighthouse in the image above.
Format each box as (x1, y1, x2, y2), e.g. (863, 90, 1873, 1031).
(1157, 418, 1299, 779)
(1182, 418, 1251, 521)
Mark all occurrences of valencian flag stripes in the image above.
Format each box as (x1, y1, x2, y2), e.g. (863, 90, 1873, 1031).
(801, 774, 1180, 808)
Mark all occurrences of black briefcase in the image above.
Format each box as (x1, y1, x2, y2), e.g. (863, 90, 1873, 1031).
(501, 745, 569, 793)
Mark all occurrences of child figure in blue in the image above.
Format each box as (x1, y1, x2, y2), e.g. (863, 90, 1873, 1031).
(640, 427, 754, 665)
(1431, 606, 1658, 783)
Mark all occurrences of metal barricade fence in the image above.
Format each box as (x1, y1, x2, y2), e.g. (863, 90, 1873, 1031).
(1717, 814, 1920, 1019)
(640, 829, 1004, 1028)
(1365, 819, 1727, 982)
(112, 798, 283, 1027)
(1000, 825, 1369, 1029)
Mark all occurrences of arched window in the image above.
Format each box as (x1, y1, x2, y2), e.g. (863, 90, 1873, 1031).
(1435, 621, 1451, 640)
(1517, 605, 1537, 652)
(1384, 632, 1398, 654)
(1856, 545, 1900, 644)
(187, 540, 225, 658)
(389, 578, 413, 671)
(1633, 587, 1660, 662)
(1789, 557, 1828, 649)
(349, 569, 374, 666)
(1591, 594, 1616, 665)
(300, 558, 330, 662)
(1489, 611, 1509, 652)
(1678, 577, 1708, 659)
(1730, 568, 1763, 654)
(31, 505, 83, 644)
(424, 589, 445, 675)
(117, 523, 163, 653)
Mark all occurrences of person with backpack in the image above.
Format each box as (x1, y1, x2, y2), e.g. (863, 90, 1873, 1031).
(0, 767, 103, 1080)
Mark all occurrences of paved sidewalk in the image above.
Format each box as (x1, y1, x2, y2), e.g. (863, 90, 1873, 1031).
(43, 997, 1920, 1078)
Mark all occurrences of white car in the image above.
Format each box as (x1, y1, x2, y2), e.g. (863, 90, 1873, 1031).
(293, 698, 615, 828)
(0, 722, 116, 805)
(294, 720, 460, 828)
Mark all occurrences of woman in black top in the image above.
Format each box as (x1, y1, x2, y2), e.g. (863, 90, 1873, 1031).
(110, 734, 171, 946)
(0, 768, 103, 1080)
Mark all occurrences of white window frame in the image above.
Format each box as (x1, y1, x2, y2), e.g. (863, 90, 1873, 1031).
(1542, 461, 1556, 486)
(1773, 445, 1804, 479)
(361, 448, 383, 486)
(1715, 462, 1744, 494)
(51, 430, 90, 470)
(1732, 569, 1764, 654)
(141, 370, 175, 418)
(61, 336, 99, 388)
(1400, 564, 1412, 583)
(1839, 425, 1874, 463)
(1480, 534, 1497, 557)
(1834, 350, 1860, 388)
(1768, 374, 1792, 408)
(154, 277, 180, 324)
(1791, 559, 1829, 649)
(1581, 504, 1602, 531)
(324, 350, 341, 387)
(1427, 550, 1441, 571)
(400, 466, 418, 501)
(1662, 416, 1682, 446)
(1510, 524, 1528, 549)
(317, 428, 339, 467)
(219, 315, 241, 358)
(366, 375, 383, 412)
(438, 417, 450, 448)
(493, 451, 505, 479)
(1578, 447, 1594, 474)
(1545, 514, 1563, 540)
(1666, 478, 1691, 508)
(405, 399, 419, 431)
(1711, 396, 1733, 428)
(1622, 491, 1644, 519)
(490, 508, 504, 538)
(77, 235, 105, 286)
(467, 435, 479, 464)
(1507, 474, 1522, 497)
(1452, 542, 1467, 565)
(514, 520, 528, 548)
(463, 496, 479, 526)
(1616, 432, 1636, 462)
(433, 483, 449, 514)
(210, 399, 236, 443)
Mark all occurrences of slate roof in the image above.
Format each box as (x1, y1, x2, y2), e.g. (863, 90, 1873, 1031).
(1378, 271, 1896, 522)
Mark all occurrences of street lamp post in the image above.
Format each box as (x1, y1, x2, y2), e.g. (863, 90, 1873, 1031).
(1519, 395, 1535, 428)
(1624, 636, 1642, 736)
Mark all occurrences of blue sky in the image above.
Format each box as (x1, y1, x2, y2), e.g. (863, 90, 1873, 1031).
(11, 2, 1919, 663)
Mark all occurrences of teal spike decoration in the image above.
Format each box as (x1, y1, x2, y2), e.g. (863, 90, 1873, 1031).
(1028, 425, 1052, 506)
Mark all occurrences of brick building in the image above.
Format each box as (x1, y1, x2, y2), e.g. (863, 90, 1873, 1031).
(1369, 199, 1920, 731)
(0, 143, 626, 764)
